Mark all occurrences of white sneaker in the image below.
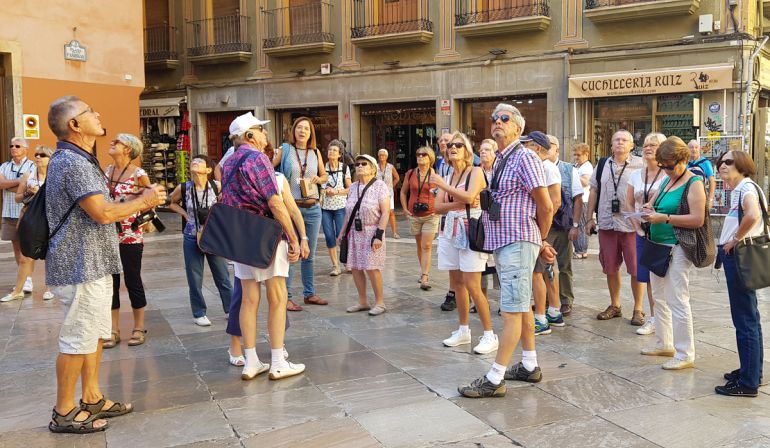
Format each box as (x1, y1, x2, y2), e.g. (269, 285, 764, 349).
(22, 278, 33, 293)
(193, 315, 212, 326)
(42, 291, 54, 300)
(0, 292, 24, 302)
(241, 361, 270, 380)
(269, 361, 306, 380)
(443, 329, 471, 347)
(283, 347, 289, 359)
(636, 318, 656, 335)
(473, 333, 499, 354)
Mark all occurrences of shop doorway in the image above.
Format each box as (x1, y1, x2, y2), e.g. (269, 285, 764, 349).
(460, 94, 547, 151)
(274, 106, 338, 154)
(205, 110, 250, 163)
(360, 101, 436, 176)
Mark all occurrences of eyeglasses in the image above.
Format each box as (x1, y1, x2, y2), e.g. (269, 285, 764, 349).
(416, 153, 429, 158)
(448, 142, 465, 149)
(72, 107, 94, 120)
(9, 144, 24, 149)
(355, 162, 369, 167)
(657, 162, 678, 170)
(718, 159, 735, 169)
(250, 125, 264, 132)
(34, 153, 49, 158)
(491, 113, 513, 123)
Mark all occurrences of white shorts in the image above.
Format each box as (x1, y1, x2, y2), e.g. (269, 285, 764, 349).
(52, 275, 113, 355)
(390, 194, 395, 210)
(437, 236, 488, 272)
(234, 240, 290, 282)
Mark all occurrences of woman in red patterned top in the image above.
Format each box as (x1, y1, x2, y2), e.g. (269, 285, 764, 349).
(103, 134, 152, 348)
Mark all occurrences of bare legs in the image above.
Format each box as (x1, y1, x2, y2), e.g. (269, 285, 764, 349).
(11, 241, 33, 295)
(352, 269, 384, 307)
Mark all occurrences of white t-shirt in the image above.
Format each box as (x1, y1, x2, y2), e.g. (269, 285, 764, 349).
(219, 147, 236, 167)
(543, 159, 561, 186)
(627, 168, 668, 210)
(576, 161, 593, 203)
(719, 178, 767, 245)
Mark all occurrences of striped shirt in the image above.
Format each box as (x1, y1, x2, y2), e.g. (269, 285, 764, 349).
(1, 157, 34, 218)
(482, 140, 547, 250)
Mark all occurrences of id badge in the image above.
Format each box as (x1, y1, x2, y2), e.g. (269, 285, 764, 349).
(354, 218, 363, 232)
(488, 202, 501, 222)
(611, 198, 620, 214)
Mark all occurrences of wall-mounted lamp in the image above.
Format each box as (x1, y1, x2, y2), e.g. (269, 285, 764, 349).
(488, 48, 507, 56)
(383, 60, 400, 68)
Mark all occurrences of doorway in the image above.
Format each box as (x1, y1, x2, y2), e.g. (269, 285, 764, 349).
(204, 110, 250, 163)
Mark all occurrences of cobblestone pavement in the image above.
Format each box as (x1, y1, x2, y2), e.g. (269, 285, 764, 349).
(1, 213, 769, 448)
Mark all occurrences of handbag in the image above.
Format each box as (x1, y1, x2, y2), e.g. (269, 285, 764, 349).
(673, 177, 716, 267)
(338, 178, 376, 264)
(639, 234, 674, 277)
(733, 182, 770, 290)
(465, 171, 492, 254)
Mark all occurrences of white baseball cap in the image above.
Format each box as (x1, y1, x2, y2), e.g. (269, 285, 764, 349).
(355, 154, 377, 167)
(228, 112, 270, 138)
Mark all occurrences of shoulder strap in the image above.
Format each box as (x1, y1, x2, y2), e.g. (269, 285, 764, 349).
(465, 170, 473, 222)
(209, 180, 220, 198)
(592, 157, 608, 215)
(47, 183, 79, 239)
(341, 179, 376, 239)
(181, 181, 188, 210)
(740, 182, 770, 235)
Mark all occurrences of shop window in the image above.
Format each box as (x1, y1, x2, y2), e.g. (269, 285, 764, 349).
(460, 95, 547, 151)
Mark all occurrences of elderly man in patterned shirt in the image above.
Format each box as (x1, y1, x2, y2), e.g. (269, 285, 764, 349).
(458, 103, 556, 398)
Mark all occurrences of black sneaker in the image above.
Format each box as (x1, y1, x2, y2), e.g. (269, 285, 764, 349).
(504, 362, 543, 383)
(723, 369, 767, 386)
(440, 293, 456, 311)
(458, 376, 506, 398)
(715, 380, 758, 397)
(470, 305, 477, 314)
(560, 303, 572, 317)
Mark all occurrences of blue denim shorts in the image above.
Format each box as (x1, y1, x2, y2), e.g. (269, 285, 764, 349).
(494, 241, 540, 313)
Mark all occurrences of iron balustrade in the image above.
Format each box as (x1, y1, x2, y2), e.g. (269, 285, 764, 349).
(145, 24, 177, 61)
(351, 0, 432, 39)
(262, 1, 334, 48)
(585, 0, 652, 8)
(187, 14, 250, 57)
(455, 0, 550, 26)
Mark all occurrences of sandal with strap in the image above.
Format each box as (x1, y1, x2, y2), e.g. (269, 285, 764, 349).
(419, 274, 432, 291)
(102, 331, 120, 349)
(80, 397, 133, 419)
(597, 305, 622, 320)
(128, 329, 147, 346)
(48, 406, 108, 434)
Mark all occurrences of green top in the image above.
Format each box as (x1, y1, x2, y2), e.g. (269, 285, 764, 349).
(650, 176, 702, 244)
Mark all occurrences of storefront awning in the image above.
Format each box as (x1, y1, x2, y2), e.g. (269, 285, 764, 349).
(568, 64, 734, 99)
(139, 97, 185, 117)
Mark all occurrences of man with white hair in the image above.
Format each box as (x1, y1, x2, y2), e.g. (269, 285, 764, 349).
(687, 139, 715, 207)
(0, 136, 35, 301)
(585, 130, 645, 325)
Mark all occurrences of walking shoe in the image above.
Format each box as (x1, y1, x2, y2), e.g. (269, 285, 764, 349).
(269, 361, 306, 380)
(368, 305, 387, 316)
(723, 369, 766, 387)
(597, 305, 622, 320)
(43, 290, 55, 300)
(504, 362, 543, 383)
(329, 266, 342, 277)
(535, 318, 551, 335)
(0, 292, 24, 302)
(547, 311, 565, 327)
(641, 346, 675, 357)
(440, 293, 456, 311)
(715, 380, 759, 397)
(473, 333, 499, 354)
(241, 361, 270, 381)
(443, 329, 471, 347)
(458, 376, 506, 398)
(560, 303, 572, 317)
(193, 316, 212, 326)
(393, 233, 401, 239)
(631, 310, 646, 326)
(636, 318, 656, 335)
(22, 277, 33, 293)
(662, 358, 694, 370)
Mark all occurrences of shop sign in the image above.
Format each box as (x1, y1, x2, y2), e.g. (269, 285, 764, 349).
(568, 65, 733, 99)
(64, 40, 87, 62)
(140, 105, 180, 118)
(23, 114, 40, 140)
(705, 101, 723, 134)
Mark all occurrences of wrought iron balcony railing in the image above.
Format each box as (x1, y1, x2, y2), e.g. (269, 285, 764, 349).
(455, 0, 550, 26)
(187, 14, 250, 57)
(352, 0, 432, 39)
(145, 24, 178, 61)
(262, 1, 334, 48)
(585, 0, 651, 8)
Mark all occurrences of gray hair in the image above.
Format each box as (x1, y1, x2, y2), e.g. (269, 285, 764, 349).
(613, 129, 634, 141)
(327, 139, 344, 151)
(687, 139, 699, 148)
(11, 137, 28, 147)
(35, 145, 54, 157)
(644, 132, 666, 146)
(48, 96, 83, 139)
(492, 103, 526, 131)
(479, 139, 498, 152)
(116, 133, 144, 159)
(547, 134, 559, 148)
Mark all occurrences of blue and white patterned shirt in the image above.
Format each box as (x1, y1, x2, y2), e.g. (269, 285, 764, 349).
(1, 157, 34, 219)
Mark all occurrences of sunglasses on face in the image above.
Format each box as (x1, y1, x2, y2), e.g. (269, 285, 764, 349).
(718, 159, 735, 169)
(355, 162, 369, 167)
(35, 153, 49, 158)
(448, 142, 465, 149)
(9, 144, 24, 149)
(416, 153, 429, 158)
(657, 162, 678, 171)
(490, 113, 512, 123)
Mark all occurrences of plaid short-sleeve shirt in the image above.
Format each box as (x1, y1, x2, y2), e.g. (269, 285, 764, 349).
(483, 140, 547, 250)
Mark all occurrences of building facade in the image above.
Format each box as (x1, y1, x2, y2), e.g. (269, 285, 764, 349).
(143, 0, 770, 192)
(0, 2, 145, 165)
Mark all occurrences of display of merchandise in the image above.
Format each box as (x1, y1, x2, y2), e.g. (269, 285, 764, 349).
(142, 143, 178, 192)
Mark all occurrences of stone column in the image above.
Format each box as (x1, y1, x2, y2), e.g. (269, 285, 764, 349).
(555, 0, 588, 50)
(180, 0, 198, 84)
(252, 0, 273, 78)
(339, 0, 360, 69)
(434, 0, 460, 62)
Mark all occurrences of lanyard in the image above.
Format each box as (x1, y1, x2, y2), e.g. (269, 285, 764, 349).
(327, 162, 342, 188)
(447, 167, 469, 203)
(191, 181, 210, 230)
(490, 142, 520, 190)
(415, 167, 431, 197)
(654, 171, 686, 209)
(109, 164, 131, 199)
(379, 163, 389, 182)
(642, 167, 662, 203)
(608, 159, 628, 197)
(293, 147, 313, 178)
(9, 159, 31, 178)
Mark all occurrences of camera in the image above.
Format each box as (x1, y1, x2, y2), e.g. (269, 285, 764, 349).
(611, 198, 621, 214)
(131, 210, 166, 232)
(196, 207, 211, 226)
(480, 189, 492, 211)
(354, 217, 363, 232)
(412, 202, 429, 214)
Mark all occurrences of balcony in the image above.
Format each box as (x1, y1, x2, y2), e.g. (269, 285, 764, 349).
(144, 24, 179, 70)
(186, 14, 251, 65)
(351, 0, 433, 48)
(454, 0, 551, 37)
(262, 1, 334, 57)
(585, 0, 700, 23)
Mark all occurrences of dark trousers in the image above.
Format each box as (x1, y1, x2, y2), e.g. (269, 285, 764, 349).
(719, 246, 764, 389)
(226, 277, 290, 337)
(112, 243, 147, 310)
(546, 228, 575, 306)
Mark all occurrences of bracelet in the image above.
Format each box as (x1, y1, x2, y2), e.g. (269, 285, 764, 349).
(301, 236, 309, 241)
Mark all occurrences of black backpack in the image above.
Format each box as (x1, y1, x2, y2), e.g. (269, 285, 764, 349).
(591, 157, 609, 217)
(18, 182, 77, 260)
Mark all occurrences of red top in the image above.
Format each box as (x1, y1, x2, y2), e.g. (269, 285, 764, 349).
(405, 167, 437, 217)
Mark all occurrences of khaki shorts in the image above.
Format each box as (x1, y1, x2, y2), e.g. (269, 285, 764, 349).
(1, 218, 19, 241)
(52, 275, 113, 355)
(409, 214, 439, 236)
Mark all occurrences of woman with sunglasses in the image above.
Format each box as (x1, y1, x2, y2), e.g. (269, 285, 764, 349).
(640, 136, 705, 370)
(102, 134, 152, 348)
(399, 146, 438, 291)
(625, 133, 667, 335)
(5, 146, 55, 302)
(321, 139, 351, 276)
(713, 150, 766, 397)
(431, 132, 498, 355)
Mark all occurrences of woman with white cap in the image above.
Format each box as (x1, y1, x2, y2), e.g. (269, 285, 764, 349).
(377, 148, 401, 239)
(339, 154, 391, 315)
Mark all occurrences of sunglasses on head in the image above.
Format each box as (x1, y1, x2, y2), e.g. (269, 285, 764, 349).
(718, 158, 735, 169)
(9, 144, 24, 149)
(491, 113, 512, 123)
(448, 142, 465, 149)
(34, 153, 49, 158)
(355, 162, 369, 167)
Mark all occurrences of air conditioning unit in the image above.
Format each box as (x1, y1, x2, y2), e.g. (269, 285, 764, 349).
(321, 63, 331, 75)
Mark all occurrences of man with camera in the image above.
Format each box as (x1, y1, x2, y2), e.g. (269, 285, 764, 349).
(585, 130, 645, 325)
(458, 103, 555, 398)
(45, 96, 166, 433)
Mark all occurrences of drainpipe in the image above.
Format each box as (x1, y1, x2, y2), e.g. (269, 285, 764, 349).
(744, 35, 769, 150)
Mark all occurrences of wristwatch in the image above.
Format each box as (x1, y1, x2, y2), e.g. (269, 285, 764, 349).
(572, 222, 580, 228)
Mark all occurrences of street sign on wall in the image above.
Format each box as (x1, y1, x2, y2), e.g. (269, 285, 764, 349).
(64, 40, 87, 62)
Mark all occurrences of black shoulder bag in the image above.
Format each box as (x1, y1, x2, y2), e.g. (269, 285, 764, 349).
(733, 182, 770, 290)
(339, 179, 376, 264)
(638, 177, 680, 278)
(465, 170, 492, 253)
